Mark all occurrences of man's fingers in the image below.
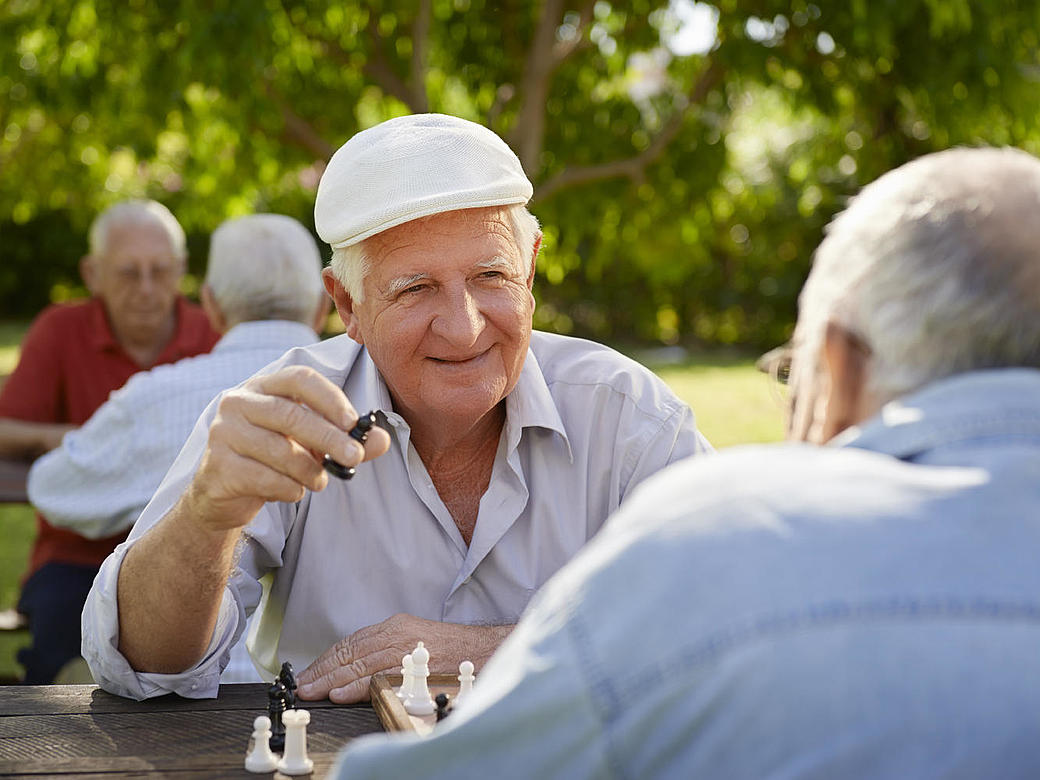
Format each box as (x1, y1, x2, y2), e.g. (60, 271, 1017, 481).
(298, 638, 356, 687)
(357, 425, 392, 463)
(254, 365, 355, 430)
(224, 391, 364, 470)
(329, 676, 373, 704)
(210, 415, 328, 486)
(298, 641, 400, 702)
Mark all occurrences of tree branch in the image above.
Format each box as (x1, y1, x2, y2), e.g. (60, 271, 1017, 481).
(550, 0, 596, 66)
(262, 80, 336, 160)
(410, 0, 432, 112)
(532, 59, 723, 204)
(360, 14, 419, 111)
(509, 0, 566, 173)
(313, 12, 421, 112)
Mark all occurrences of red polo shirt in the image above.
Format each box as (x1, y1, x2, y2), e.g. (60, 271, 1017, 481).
(0, 296, 219, 577)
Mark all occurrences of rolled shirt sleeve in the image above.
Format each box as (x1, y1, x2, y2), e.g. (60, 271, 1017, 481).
(81, 539, 236, 700)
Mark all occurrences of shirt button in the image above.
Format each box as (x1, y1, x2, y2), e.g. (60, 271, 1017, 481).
(191, 683, 198, 690)
(462, 576, 472, 585)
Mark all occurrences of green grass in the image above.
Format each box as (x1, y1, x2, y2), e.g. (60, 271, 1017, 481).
(0, 323, 785, 681)
(0, 321, 26, 375)
(0, 504, 34, 681)
(649, 353, 786, 448)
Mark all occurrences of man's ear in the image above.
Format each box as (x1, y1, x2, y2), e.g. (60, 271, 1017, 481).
(80, 255, 99, 294)
(199, 284, 228, 334)
(525, 233, 542, 290)
(819, 321, 875, 442)
(322, 267, 363, 344)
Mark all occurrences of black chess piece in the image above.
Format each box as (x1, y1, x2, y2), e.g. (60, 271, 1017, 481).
(267, 680, 288, 752)
(323, 410, 379, 480)
(278, 661, 298, 710)
(434, 692, 452, 722)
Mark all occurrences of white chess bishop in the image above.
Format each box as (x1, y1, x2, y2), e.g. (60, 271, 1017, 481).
(403, 641, 435, 716)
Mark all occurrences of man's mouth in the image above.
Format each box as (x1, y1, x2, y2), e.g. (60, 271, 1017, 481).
(428, 349, 489, 365)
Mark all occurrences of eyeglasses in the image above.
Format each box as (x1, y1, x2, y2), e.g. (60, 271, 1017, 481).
(110, 263, 181, 287)
(756, 343, 792, 387)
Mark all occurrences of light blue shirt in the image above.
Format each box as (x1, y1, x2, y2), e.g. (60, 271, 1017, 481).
(333, 368, 1040, 779)
(82, 330, 711, 700)
(28, 320, 319, 538)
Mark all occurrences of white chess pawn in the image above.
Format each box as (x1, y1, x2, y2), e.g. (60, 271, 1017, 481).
(404, 641, 435, 715)
(277, 709, 313, 776)
(457, 660, 475, 703)
(244, 715, 279, 773)
(397, 653, 414, 701)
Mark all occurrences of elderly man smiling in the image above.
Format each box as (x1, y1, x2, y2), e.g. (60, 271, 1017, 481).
(83, 114, 711, 701)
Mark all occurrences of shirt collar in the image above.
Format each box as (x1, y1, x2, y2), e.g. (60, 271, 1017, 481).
(214, 320, 319, 353)
(343, 343, 396, 423)
(836, 368, 1040, 460)
(504, 346, 573, 461)
(86, 296, 200, 363)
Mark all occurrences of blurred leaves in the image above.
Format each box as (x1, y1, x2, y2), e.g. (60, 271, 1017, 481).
(1, 0, 1038, 348)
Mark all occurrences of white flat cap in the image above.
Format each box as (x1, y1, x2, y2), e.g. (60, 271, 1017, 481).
(314, 113, 533, 249)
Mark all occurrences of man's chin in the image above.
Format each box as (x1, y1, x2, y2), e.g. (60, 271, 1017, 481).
(418, 385, 505, 421)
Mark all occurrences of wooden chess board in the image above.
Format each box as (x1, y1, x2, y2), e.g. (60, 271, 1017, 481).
(370, 673, 459, 736)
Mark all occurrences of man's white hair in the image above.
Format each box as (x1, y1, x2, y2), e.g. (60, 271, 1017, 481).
(88, 199, 187, 260)
(794, 146, 1040, 404)
(205, 214, 324, 325)
(328, 205, 540, 302)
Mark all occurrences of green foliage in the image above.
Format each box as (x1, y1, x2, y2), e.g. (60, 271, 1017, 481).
(1, 1, 1038, 343)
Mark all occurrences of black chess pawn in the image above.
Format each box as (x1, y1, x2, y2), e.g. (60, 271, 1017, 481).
(434, 692, 453, 722)
(278, 661, 298, 710)
(267, 680, 288, 752)
(323, 410, 379, 480)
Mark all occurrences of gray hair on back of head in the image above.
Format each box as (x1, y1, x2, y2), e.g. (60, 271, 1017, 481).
(205, 214, 324, 325)
(328, 204, 540, 302)
(796, 146, 1040, 403)
(88, 199, 187, 260)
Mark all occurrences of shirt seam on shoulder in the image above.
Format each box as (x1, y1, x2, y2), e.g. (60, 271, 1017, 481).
(544, 376, 684, 423)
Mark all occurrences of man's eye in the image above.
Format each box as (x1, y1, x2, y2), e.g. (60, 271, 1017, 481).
(479, 271, 504, 280)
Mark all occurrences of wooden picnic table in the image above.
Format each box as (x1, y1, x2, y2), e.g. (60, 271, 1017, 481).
(0, 683, 384, 778)
(0, 457, 30, 504)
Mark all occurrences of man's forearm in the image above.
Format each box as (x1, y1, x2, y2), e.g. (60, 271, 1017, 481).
(0, 418, 74, 459)
(116, 493, 242, 674)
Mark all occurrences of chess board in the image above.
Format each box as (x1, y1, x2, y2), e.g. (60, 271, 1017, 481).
(370, 673, 459, 736)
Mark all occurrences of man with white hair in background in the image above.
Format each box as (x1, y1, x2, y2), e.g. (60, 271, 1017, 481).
(330, 146, 1040, 779)
(29, 213, 328, 683)
(0, 199, 219, 684)
(82, 113, 712, 702)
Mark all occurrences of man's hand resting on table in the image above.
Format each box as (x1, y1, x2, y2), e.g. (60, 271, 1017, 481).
(297, 613, 514, 703)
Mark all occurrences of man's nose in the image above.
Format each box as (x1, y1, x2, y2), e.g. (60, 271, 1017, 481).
(136, 268, 157, 294)
(431, 286, 484, 343)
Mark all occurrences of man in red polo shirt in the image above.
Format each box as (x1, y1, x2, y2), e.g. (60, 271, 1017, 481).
(0, 199, 219, 684)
